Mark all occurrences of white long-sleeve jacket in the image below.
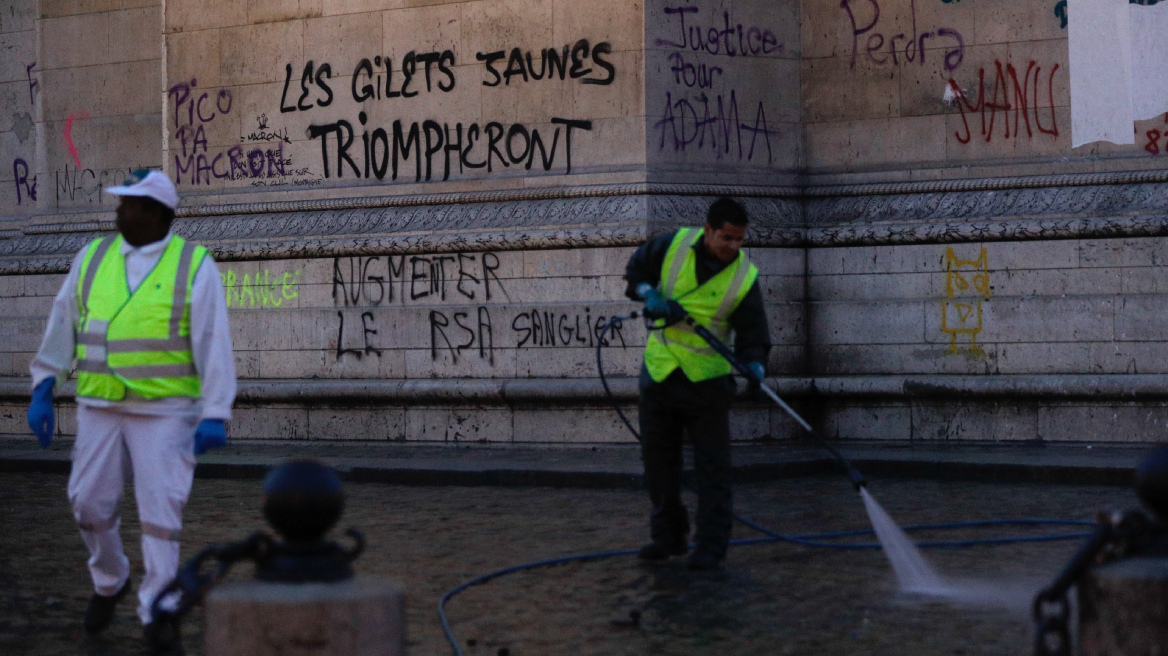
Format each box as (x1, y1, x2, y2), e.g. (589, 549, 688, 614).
(30, 232, 236, 421)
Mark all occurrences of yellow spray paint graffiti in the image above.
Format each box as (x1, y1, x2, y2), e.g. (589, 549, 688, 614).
(941, 247, 990, 355)
(221, 268, 300, 308)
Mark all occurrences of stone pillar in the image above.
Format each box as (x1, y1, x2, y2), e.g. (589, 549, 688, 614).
(1078, 557, 1168, 656)
(204, 579, 405, 656)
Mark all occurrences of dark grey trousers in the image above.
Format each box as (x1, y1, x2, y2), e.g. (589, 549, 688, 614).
(638, 368, 735, 558)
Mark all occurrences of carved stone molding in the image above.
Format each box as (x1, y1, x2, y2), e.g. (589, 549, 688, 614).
(809, 212, 1168, 247)
(0, 192, 804, 273)
(804, 168, 1168, 197)
(805, 180, 1168, 246)
(805, 181, 1168, 226)
(5, 177, 1168, 273)
(177, 182, 802, 218)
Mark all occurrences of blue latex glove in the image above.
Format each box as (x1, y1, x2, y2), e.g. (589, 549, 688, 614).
(637, 283, 686, 325)
(747, 361, 766, 383)
(27, 377, 55, 449)
(746, 361, 766, 394)
(193, 419, 227, 455)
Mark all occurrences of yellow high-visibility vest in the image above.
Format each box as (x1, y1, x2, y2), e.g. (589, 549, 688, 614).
(643, 227, 759, 383)
(74, 235, 207, 401)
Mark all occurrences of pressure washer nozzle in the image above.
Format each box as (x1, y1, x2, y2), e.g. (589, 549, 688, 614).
(848, 468, 867, 490)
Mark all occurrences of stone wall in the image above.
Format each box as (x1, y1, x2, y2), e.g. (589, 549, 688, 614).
(3, 0, 1168, 446)
(36, 0, 162, 217)
(164, 0, 649, 204)
(802, 0, 1166, 183)
(0, 0, 37, 218)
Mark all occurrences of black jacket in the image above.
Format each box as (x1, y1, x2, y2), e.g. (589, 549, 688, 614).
(624, 230, 771, 365)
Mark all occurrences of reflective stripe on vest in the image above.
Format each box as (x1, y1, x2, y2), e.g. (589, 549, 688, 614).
(74, 235, 205, 401)
(643, 227, 758, 383)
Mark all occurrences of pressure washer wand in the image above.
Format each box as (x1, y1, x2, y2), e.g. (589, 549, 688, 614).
(683, 317, 868, 490)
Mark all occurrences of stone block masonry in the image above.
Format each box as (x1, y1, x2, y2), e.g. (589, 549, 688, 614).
(5, 0, 1168, 445)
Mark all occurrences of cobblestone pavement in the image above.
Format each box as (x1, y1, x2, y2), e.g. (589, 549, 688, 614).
(0, 472, 1140, 656)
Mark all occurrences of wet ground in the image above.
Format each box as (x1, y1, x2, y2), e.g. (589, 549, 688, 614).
(0, 472, 1140, 655)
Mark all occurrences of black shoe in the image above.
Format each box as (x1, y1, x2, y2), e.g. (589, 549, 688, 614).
(143, 619, 184, 656)
(686, 550, 723, 571)
(83, 578, 131, 635)
(637, 541, 688, 561)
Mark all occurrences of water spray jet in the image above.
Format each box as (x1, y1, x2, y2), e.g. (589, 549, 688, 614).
(435, 313, 1103, 655)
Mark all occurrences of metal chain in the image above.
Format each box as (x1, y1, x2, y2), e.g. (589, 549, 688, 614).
(150, 532, 276, 626)
(1032, 511, 1151, 656)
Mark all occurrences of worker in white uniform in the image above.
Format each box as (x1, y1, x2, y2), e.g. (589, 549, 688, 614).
(26, 169, 235, 655)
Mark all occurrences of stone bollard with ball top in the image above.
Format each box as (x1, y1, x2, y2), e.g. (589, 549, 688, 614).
(148, 459, 405, 656)
(1033, 445, 1168, 656)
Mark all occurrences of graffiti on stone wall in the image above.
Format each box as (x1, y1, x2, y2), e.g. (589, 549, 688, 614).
(26, 62, 37, 104)
(307, 113, 592, 182)
(332, 254, 506, 306)
(63, 112, 88, 168)
(12, 159, 34, 204)
(941, 247, 990, 356)
(946, 60, 1060, 145)
(289, 38, 609, 184)
(841, 0, 966, 71)
(1140, 114, 1168, 154)
(329, 254, 629, 364)
(652, 4, 783, 164)
(221, 267, 301, 309)
(54, 165, 145, 207)
(169, 79, 315, 187)
(8, 59, 37, 207)
(477, 40, 615, 87)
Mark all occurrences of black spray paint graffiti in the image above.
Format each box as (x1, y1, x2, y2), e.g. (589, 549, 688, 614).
(287, 38, 611, 182)
(477, 40, 615, 87)
(429, 307, 495, 364)
(308, 115, 592, 181)
(332, 254, 506, 306)
(280, 52, 455, 113)
(26, 62, 37, 104)
(330, 255, 628, 365)
(12, 159, 35, 205)
(243, 114, 292, 145)
(336, 310, 384, 360)
(54, 165, 141, 206)
(511, 308, 627, 349)
(428, 306, 628, 365)
(284, 42, 614, 117)
(169, 79, 298, 185)
(653, 6, 783, 164)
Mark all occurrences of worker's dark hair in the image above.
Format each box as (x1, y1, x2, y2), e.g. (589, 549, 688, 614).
(706, 197, 748, 229)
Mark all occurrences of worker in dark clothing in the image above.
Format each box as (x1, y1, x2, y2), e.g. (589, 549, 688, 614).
(624, 197, 771, 571)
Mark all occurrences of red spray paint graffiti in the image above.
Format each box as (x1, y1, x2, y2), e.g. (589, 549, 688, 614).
(948, 61, 1059, 144)
(64, 112, 90, 168)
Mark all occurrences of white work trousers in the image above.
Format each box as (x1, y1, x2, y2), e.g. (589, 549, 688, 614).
(67, 404, 197, 624)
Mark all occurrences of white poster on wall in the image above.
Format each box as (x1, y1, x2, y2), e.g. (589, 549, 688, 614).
(1069, 0, 1168, 146)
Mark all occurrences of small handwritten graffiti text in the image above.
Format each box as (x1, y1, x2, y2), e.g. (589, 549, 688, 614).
(511, 308, 626, 349)
(654, 7, 782, 56)
(12, 159, 35, 205)
(841, 0, 965, 71)
(332, 254, 506, 306)
(948, 60, 1059, 144)
(221, 268, 301, 309)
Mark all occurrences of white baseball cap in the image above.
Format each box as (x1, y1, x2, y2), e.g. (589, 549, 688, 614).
(105, 169, 179, 210)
